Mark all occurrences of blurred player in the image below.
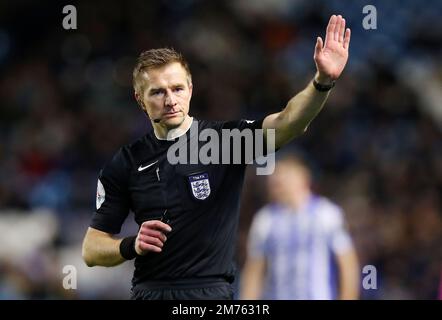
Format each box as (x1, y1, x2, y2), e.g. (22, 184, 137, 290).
(241, 155, 360, 299)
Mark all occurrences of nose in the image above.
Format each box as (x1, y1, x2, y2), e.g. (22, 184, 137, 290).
(165, 90, 177, 107)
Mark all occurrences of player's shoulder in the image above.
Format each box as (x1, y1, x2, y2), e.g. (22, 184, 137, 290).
(195, 118, 226, 131)
(314, 195, 342, 211)
(196, 118, 264, 131)
(313, 195, 344, 223)
(255, 203, 286, 220)
(250, 203, 281, 235)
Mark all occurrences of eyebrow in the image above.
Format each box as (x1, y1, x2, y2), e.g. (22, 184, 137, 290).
(148, 87, 163, 94)
(148, 84, 185, 94)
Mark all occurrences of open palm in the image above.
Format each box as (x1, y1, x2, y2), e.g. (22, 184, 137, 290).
(314, 15, 351, 81)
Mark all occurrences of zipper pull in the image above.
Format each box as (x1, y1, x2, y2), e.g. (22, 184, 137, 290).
(156, 167, 160, 181)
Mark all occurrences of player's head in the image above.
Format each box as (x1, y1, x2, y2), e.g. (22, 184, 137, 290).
(267, 154, 312, 206)
(133, 48, 193, 129)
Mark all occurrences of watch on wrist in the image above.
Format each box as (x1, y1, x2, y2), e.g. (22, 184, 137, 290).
(313, 78, 335, 92)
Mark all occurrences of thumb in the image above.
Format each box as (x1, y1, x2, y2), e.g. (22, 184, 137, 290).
(314, 36, 323, 58)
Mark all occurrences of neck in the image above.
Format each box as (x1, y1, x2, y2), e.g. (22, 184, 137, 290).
(285, 189, 311, 211)
(153, 115, 193, 140)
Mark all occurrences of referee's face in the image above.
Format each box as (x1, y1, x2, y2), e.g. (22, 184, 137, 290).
(141, 62, 193, 130)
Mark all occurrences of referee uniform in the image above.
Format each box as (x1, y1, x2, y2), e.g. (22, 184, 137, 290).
(90, 117, 265, 299)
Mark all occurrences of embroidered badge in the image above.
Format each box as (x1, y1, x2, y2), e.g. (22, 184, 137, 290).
(188, 173, 211, 200)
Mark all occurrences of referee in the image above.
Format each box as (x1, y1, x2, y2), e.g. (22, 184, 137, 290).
(82, 15, 351, 300)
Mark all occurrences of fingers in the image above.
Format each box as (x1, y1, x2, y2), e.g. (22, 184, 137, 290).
(141, 220, 172, 233)
(139, 228, 168, 242)
(343, 28, 351, 49)
(326, 14, 348, 45)
(325, 14, 336, 47)
(314, 37, 323, 58)
(334, 15, 341, 41)
(138, 241, 162, 253)
(138, 234, 165, 249)
(326, 15, 336, 37)
(339, 17, 345, 43)
(136, 220, 172, 254)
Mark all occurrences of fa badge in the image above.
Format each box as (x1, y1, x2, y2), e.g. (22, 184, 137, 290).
(188, 173, 211, 200)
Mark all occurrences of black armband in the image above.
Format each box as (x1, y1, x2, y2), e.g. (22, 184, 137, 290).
(119, 236, 138, 260)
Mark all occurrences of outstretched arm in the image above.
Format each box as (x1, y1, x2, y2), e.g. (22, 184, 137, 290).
(263, 15, 351, 148)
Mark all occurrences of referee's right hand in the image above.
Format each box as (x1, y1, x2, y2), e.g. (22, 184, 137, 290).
(135, 220, 172, 255)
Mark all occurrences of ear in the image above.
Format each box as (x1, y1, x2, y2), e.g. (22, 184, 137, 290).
(188, 83, 193, 98)
(134, 91, 140, 104)
(134, 92, 144, 108)
(135, 91, 149, 118)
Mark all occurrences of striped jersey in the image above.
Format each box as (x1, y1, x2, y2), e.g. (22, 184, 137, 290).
(246, 195, 353, 299)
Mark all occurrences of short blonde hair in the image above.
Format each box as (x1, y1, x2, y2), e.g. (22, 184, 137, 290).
(132, 48, 192, 97)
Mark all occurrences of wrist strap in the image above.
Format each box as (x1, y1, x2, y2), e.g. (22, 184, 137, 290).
(119, 236, 138, 260)
(313, 78, 335, 92)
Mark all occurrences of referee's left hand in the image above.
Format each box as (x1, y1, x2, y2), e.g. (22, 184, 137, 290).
(135, 220, 172, 255)
(314, 15, 351, 83)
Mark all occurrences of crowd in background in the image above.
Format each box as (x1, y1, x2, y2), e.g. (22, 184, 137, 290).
(0, 0, 440, 299)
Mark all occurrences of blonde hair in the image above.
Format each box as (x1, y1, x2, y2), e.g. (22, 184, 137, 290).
(132, 48, 192, 98)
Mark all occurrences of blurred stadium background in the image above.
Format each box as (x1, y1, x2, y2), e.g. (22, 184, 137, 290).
(0, 0, 440, 299)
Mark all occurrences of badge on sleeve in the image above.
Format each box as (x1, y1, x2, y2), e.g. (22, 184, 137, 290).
(96, 179, 105, 210)
(188, 173, 211, 200)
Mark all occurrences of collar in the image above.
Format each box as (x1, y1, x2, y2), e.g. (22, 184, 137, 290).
(154, 117, 194, 141)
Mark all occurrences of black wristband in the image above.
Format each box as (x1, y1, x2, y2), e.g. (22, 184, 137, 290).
(313, 78, 335, 92)
(119, 236, 138, 260)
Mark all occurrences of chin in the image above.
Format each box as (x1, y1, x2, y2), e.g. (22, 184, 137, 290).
(164, 116, 185, 129)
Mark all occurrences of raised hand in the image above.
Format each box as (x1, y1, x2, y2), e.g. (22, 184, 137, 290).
(314, 15, 351, 82)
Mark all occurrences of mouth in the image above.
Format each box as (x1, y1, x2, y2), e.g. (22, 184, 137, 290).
(163, 111, 181, 119)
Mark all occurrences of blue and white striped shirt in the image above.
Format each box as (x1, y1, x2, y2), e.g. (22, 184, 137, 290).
(247, 195, 353, 300)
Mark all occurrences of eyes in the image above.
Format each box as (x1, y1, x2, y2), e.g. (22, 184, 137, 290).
(150, 86, 184, 97)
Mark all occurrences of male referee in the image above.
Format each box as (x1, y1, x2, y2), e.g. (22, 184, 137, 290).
(82, 15, 351, 300)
